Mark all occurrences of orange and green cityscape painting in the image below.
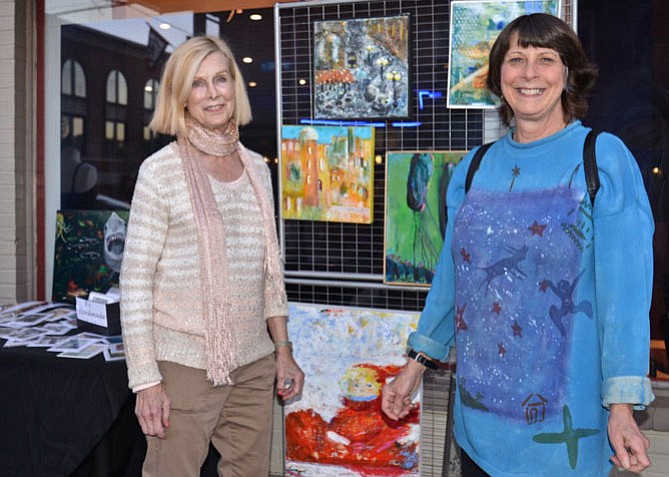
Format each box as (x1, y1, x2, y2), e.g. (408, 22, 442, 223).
(281, 125, 375, 224)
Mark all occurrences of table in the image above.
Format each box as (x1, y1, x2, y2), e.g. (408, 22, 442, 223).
(0, 339, 144, 476)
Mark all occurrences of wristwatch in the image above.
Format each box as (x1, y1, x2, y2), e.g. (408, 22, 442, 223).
(407, 348, 438, 370)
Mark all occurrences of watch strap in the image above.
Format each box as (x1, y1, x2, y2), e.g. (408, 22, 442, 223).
(408, 348, 438, 370)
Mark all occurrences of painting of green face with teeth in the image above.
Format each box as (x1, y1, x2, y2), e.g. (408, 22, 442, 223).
(53, 210, 129, 304)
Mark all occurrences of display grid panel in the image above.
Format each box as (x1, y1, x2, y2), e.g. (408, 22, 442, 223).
(278, 0, 483, 294)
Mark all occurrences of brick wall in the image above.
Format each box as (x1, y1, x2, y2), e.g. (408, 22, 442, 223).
(0, 0, 18, 303)
(0, 0, 34, 304)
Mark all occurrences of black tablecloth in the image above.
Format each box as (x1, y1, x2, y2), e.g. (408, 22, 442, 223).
(0, 340, 144, 477)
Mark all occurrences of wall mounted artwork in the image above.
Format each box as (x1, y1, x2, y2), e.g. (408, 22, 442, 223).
(314, 14, 411, 119)
(52, 210, 128, 304)
(384, 151, 465, 286)
(448, 0, 561, 108)
(281, 125, 375, 224)
(285, 303, 420, 477)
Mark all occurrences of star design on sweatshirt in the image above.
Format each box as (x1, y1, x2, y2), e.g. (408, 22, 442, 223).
(528, 220, 547, 237)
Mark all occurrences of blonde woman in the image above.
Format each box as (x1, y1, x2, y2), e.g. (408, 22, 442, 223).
(120, 36, 304, 477)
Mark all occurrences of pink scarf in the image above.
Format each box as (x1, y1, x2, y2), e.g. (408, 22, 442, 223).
(178, 115, 284, 385)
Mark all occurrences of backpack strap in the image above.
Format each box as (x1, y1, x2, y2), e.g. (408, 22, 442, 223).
(583, 129, 599, 205)
(465, 141, 495, 193)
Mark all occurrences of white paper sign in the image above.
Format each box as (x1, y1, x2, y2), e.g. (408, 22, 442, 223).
(75, 298, 109, 328)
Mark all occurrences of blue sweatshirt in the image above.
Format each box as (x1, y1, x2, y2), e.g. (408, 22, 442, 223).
(408, 121, 654, 476)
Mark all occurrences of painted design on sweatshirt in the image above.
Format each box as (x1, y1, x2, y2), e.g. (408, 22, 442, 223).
(533, 405, 599, 469)
(561, 195, 594, 252)
(539, 269, 593, 336)
(453, 186, 591, 419)
(509, 165, 520, 191)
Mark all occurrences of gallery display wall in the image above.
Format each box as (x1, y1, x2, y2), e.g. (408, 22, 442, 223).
(277, 0, 483, 313)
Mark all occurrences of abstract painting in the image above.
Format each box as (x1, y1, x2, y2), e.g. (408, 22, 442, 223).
(52, 210, 128, 304)
(384, 151, 465, 286)
(281, 125, 375, 224)
(285, 303, 420, 477)
(448, 0, 561, 108)
(314, 15, 410, 119)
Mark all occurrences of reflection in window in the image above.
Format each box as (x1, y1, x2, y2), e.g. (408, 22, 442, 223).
(61, 59, 86, 97)
(106, 70, 128, 105)
(105, 121, 125, 142)
(144, 79, 159, 110)
(61, 115, 85, 153)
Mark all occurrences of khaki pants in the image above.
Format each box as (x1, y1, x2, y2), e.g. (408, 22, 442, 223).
(142, 354, 276, 477)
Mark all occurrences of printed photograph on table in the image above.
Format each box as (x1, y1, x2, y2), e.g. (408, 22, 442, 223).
(448, 0, 561, 108)
(52, 210, 128, 304)
(384, 151, 465, 286)
(313, 14, 410, 119)
(285, 303, 421, 477)
(281, 125, 375, 224)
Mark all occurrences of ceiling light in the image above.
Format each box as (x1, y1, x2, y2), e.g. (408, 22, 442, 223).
(250, 14, 262, 21)
(298, 79, 307, 85)
(242, 57, 253, 64)
(248, 81, 257, 87)
(158, 22, 171, 30)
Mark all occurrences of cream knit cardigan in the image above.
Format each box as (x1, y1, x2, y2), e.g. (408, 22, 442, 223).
(120, 142, 288, 390)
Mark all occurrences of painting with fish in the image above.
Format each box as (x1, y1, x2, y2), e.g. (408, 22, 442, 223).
(384, 151, 465, 286)
(313, 14, 411, 119)
(52, 210, 128, 304)
(448, 0, 561, 108)
(284, 303, 420, 477)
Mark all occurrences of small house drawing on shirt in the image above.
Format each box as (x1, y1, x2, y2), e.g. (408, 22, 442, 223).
(522, 393, 548, 425)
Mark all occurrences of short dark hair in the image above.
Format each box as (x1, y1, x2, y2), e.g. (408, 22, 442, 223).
(486, 13, 598, 127)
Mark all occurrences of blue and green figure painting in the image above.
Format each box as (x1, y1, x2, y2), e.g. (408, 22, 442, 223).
(384, 151, 463, 286)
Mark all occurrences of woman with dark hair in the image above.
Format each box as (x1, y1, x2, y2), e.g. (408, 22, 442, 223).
(382, 13, 653, 476)
(120, 36, 304, 476)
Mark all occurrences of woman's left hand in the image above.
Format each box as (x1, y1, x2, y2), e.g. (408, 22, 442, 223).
(275, 347, 304, 401)
(608, 403, 651, 473)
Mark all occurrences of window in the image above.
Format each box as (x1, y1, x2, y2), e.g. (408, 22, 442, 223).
(106, 69, 128, 105)
(143, 79, 159, 110)
(61, 59, 86, 97)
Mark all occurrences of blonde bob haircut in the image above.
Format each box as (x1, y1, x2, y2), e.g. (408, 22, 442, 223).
(149, 35, 252, 137)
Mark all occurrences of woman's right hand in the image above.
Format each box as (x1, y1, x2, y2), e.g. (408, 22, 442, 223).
(136, 383, 171, 439)
(381, 360, 425, 420)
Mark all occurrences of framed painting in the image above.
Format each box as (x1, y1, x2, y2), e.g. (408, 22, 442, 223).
(281, 125, 375, 224)
(384, 151, 465, 286)
(447, 0, 561, 108)
(285, 303, 420, 477)
(52, 210, 128, 304)
(313, 14, 411, 120)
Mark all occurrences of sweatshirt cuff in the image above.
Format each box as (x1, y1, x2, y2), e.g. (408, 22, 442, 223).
(602, 376, 655, 410)
(133, 380, 161, 393)
(407, 332, 452, 362)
